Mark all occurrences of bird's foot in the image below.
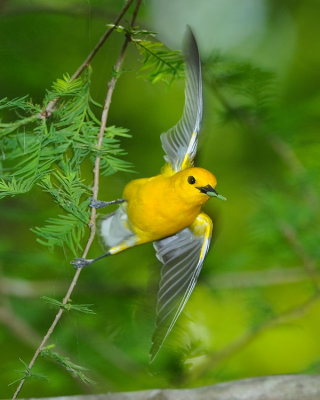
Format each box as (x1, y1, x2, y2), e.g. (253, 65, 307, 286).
(89, 199, 110, 209)
(70, 258, 94, 269)
(89, 198, 125, 209)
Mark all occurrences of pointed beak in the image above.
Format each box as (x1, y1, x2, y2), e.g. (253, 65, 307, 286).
(197, 185, 227, 201)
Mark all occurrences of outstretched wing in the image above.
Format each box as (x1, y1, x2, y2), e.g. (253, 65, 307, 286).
(160, 27, 203, 172)
(150, 213, 212, 361)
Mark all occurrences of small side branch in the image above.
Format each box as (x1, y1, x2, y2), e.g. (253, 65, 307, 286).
(207, 77, 319, 210)
(278, 220, 320, 289)
(189, 291, 320, 382)
(40, 0, 135, 119)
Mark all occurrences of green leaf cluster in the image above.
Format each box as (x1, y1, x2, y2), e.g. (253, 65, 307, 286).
(41, 345, 94, 385)
(8, 358, 48, 387)
(109, 25, 185, 84)
(204, 52, 320, 278)
(133, 39, 185, 84)
(204, 53, 277, 125)
(41, 296, 96, 314)
(0, 72, 132, 256)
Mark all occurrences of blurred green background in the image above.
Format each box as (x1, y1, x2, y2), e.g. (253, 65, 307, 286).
(1, 0, 320, 398)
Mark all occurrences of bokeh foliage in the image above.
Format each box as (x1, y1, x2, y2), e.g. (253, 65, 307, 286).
(0, 0, 320, 398)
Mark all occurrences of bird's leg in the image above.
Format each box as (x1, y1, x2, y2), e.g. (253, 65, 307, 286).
(75, 198, 126, 267)
(70, 238, 137, 269)
(89, 198, 125, 209)
(71, 252, 111, 269)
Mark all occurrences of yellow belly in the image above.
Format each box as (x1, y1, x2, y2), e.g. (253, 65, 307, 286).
(123, 174, 201, 243)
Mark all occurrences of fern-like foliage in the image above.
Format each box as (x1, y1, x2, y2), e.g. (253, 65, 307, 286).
(41, 345, 94, 385)
(0, 95, 41, 137)
(204, 51, 320, 286)
(0, 71, 133, 256)
(32, 165, 90, 256)
(107, 25, 185, 84)
(8, 358, 48, 387)
(0, 177, 35, 199)
(204, 53, 277, 125)
(41, 296, 96, 314)
(0, 27, 186, 262)
(133, 40, 185, 84)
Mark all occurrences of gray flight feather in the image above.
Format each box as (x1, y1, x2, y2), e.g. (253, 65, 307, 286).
(150, 216, 212, 361)
(160, 27, 203, 172)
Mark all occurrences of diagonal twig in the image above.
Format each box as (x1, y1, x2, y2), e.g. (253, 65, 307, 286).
(40, 0, 135, 119)
(11, 1, 142, 398)
(188, 291, 320, 382)
(278, 220, 320, 289)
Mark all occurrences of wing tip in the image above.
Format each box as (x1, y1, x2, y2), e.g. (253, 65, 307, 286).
(184, 26, 200, 68)
(159, 25, 202, 172)
(149, 343, 160, 364)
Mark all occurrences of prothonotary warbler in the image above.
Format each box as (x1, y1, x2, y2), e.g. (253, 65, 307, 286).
(71, 27, 226, 361)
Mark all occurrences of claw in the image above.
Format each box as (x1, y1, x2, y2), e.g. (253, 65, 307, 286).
(70, 258, 93, 268)
(89, 199, 108, 209)
(89, 198, 125, 209)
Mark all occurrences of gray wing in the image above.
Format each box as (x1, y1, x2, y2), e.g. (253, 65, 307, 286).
(150, 213, 212, 361)
(160, 27, 203, 172)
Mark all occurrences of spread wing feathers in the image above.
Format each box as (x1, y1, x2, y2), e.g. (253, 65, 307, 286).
(160, 27, 203, 172)
(99, 203, 134, 248)
(150, 213, 212, 361)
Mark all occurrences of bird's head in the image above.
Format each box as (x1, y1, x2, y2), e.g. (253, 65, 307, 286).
(173, 167, 226, 205)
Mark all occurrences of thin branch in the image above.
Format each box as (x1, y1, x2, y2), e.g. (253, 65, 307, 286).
(278, 221, 320, 289)
(40, 0, 135, 119)
(11, 1, 142, 398)
(1, 266, 310, 299)
(5, 262, 310, 299)
(197, 65, 320, 384)
(14, 375, 320, 400)
(189, 291, 320, 382)
(209, 266, 311, 290)
(268, 135, 305, 175)
(0, 276, 142, 297)
(133, 40, 179, 73)
(207, 78, 310, 181)
(0, 306, 41, 349)
(0, 277, 66, 297)
(70, 0, 136, 81)
(0, 265, 40, 348)
(207, 73, 319, 217)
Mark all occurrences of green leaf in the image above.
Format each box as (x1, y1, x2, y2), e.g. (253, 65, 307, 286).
(32, 214, 88, 256)
(51, 74, 83, 97)
(0, 95, 35, 111)
(0, 176, 35, 199)
(8, 358, 48, 387)
(41, 346, 95, 385)
(39, 166, 90, 223)
(133, 39, 184, 84)
(41, 296, 96, 314)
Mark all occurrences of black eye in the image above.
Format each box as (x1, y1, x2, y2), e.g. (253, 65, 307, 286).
(188, 176, 196, 185)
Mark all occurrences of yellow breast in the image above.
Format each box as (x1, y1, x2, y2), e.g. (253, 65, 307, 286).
(123, 174, 201, 243)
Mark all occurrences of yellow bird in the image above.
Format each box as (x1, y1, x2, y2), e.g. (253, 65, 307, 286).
(72, 28, 226, 361)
